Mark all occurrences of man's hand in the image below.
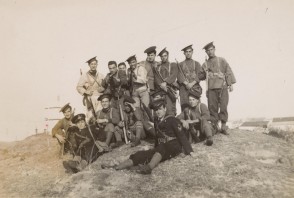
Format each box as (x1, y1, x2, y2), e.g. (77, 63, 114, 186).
(160, 82, 167, 91)
(186, 82, 195, 90)
(186, 119, 199, 124)
(84, 90, 93, 96)
(181, 120, 189, 130)
(229, 85, 234, 92)
(118, 121, 125, 128)
(55, 134, 65, 143)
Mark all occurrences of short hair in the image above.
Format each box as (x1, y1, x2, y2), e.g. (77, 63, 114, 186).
(108, 61, 117, 67)
(118, 62, 126, 67)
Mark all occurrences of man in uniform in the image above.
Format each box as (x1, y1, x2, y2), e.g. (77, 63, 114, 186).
(202, 42, 236, 134)
(139, 46, 158, 93)
(177, 90, 214, 146)
(76, 56, 105, 120)
(63, 113, 101, 173)
(102, 61, 129, 108)
(115, 96, 148, 147)
(177, 45, 206, 110)
(95, 94, 120, 148)
(154, 47, 178, 116)
(51, 103, 75, 156)
(101, 99, 195, 174)
(126, 55, 149, 108)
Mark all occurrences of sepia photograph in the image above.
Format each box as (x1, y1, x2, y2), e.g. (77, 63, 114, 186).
(0, 0, 294, 197)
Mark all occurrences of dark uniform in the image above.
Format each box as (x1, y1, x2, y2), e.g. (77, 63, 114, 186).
(68, 114, 101, 164)
(177, 91, 214, 145)
(129, 102, 193, 166)
(202, 42, 236, 130)
(154, 48, 179, 116)
(102, 69, 129, 109)
(177, 45, 206, 109)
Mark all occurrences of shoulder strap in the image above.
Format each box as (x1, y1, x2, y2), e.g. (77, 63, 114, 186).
(87, 72, 101, 86)
(198, 103, 202, 114)
(110, 108, 113, 120)
(168, 62, 171, 76)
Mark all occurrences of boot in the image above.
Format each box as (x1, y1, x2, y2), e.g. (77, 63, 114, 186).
(136, 164, 152, 175)
(221, 122, 229, 135)
(131, 138, 141, 147)
(206, 136, 213, 146)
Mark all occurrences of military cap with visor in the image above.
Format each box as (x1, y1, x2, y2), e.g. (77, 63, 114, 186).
(98, 93, 112, 101)
(126, 55, 137, 63)
(203, 42, 215, 51)
(144, 46, 157, 54)
(188, 90, 201, 99)
(72, 113, 86, 124)
(149, 99, 165, 110)
(60, 103, 72, 113)
(181, 44, 193, 52)
(158, 47, 168, 57)
(86, 56, 97, 64)
(123, 95, 136, 104)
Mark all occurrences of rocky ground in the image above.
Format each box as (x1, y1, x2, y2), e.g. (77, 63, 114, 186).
(0, 129, 293, 198)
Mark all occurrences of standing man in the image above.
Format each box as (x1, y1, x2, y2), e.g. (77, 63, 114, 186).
(154, 47, 178, 116)
(102, 61, 129, 108)
(177, 90, 214, 146)
(177, 45, 206, 110)
(126, 55, 149, 108)
(140, 46, 158, 93)
(202, 42, 236, 134)
(77, 56, 105, 120)
(52, 103, 75, 155)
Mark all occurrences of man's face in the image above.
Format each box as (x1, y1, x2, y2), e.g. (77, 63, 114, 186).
(124, 103, 132, 112)
(101, 98, 110, 109)
(155, 106, 166, 119)
(147, 52, 156, 62)
(160, 52, 168, 63)
(77, 120, 86, 130)
(184, 49, 193, 59)
(118, 65, 126, 71)
(63, 108, 72, 119)
(129, 59, 137, 70)
(205, 47, 215, 58)
(108, 64, 117, 75)
(188, 96, 199, 107)
(89, 60, 98, 71)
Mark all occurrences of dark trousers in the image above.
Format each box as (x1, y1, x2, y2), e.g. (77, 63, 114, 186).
(129, 139, 182, 166)
(208, 88, 229, 124)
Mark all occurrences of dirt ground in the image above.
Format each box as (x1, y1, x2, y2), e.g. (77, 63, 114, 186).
(0, 129, 293, 198)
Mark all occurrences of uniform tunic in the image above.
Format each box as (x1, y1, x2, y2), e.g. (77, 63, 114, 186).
(139, 60, 158, 91)
(177, 103, 213, 138)
(69, 125, 101, 163)
(76, 71, 105, 119)
(202, 56, 236, 123)
(154, 61, 178, 115)
(129, 116, 193, 166)
(96, 108, 120, 141)
(177, 59, 205, 107)
(128, 64, 149, 108)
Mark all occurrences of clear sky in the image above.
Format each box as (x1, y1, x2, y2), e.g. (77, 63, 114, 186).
(1, 0, 294, 141)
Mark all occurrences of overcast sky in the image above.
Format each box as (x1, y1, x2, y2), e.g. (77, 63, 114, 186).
(0, 0, 294, 141)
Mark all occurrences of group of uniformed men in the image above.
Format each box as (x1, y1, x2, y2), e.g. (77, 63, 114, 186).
(52, 42, 236, 174)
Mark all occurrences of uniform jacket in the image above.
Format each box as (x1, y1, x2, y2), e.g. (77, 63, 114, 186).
(154, 61, 178, 87)
(177, 103, 210, 121)
(77, 71, 105, 96)
(139, 60, 158, 90)
(177, 59, 205, 85)
(202, 56, 236, 89)
(96, 108, 120, 127)
(156, 116, 193, 155)
(51, 117, 73, 137)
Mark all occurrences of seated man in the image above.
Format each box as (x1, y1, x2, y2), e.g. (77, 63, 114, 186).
(177, 90, 214, 146)
(102, 99, 195, 174)
(51, 103, 75, 156)
(63, 114, 101, 173)
(115, 96, 147, 147)
(95, 94, 120, 148)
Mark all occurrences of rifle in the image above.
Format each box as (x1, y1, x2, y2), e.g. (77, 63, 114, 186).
(141, 102, 154, 122)
(204, 56, 209, 98)
(128, 68, 134, 96)
(152, 64, 178, 102)
(183, 108, 200, 143)
(117, 86, 129, 144)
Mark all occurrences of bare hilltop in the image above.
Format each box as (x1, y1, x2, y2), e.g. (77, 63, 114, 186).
(0, 129, 293, 198)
